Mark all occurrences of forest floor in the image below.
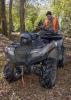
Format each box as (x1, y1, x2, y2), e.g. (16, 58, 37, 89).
(0, 34, 71, 100)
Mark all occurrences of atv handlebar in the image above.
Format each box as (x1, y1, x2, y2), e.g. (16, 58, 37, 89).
(38, 26, 57, 34)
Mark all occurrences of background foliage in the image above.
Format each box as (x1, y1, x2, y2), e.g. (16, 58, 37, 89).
(51, 0, 71, 36)
(0, 0, 71, 36)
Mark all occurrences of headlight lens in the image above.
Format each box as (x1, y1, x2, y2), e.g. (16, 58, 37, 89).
(54, 42, 58, 46)
(5, 46, 8, 52)
(5, 47, 15, 55)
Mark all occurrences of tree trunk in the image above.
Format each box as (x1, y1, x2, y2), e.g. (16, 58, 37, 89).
(20, 0, 25, 33)
(1, 0, 7, 35)
(54, 0, 55, 6)
(9, 0, 13, 36)
(0, 1, 2, 33)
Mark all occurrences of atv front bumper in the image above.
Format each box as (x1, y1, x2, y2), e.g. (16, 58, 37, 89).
(5, 42, 56, 66)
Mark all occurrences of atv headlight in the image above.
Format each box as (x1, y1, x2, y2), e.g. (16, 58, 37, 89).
(5, 46, 8, 52)
(5, 46, 15, 56)
(54, 42, 58, 46)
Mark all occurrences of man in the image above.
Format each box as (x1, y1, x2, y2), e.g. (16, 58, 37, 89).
(38, 11, 60, 33)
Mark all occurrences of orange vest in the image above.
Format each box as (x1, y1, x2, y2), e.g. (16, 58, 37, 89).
(43, 17, 57, 32)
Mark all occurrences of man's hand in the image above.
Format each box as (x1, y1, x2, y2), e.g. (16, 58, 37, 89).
(38, 25, 44, 30)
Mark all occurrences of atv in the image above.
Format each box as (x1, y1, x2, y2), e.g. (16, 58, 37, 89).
(3, 29, 64, 88)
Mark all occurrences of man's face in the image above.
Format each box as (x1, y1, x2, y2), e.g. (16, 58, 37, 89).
(47, 15, 52, 20)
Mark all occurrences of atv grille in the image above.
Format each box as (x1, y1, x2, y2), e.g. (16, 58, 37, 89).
(14, 46, 31, 62)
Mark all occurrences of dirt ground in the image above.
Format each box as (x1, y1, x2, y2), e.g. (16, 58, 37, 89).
(0, 34, 71, 100)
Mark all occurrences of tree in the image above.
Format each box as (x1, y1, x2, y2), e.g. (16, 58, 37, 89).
(54, 0, 56, 6)
(20, 0, 25, 33)
(0, 1, 2, 32)
(25, 4, 38, 31)
(9, 0, 13, 35)
(1, 0, 7, 35)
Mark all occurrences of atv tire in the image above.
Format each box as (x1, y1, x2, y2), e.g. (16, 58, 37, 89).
(58, 59, 64, 68)
(3, 62, 14, 82)
(58, 45, 64, 68)
(3, 62, 21, 82)
(40, 58, 57, 89)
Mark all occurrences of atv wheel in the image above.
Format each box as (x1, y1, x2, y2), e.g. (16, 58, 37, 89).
(58, 46, 64, 68)
(40, 58, 57, 89)
(58, 59, 64, 68)
(3, 62, 14, 82)
(3, 62, 21, 82)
